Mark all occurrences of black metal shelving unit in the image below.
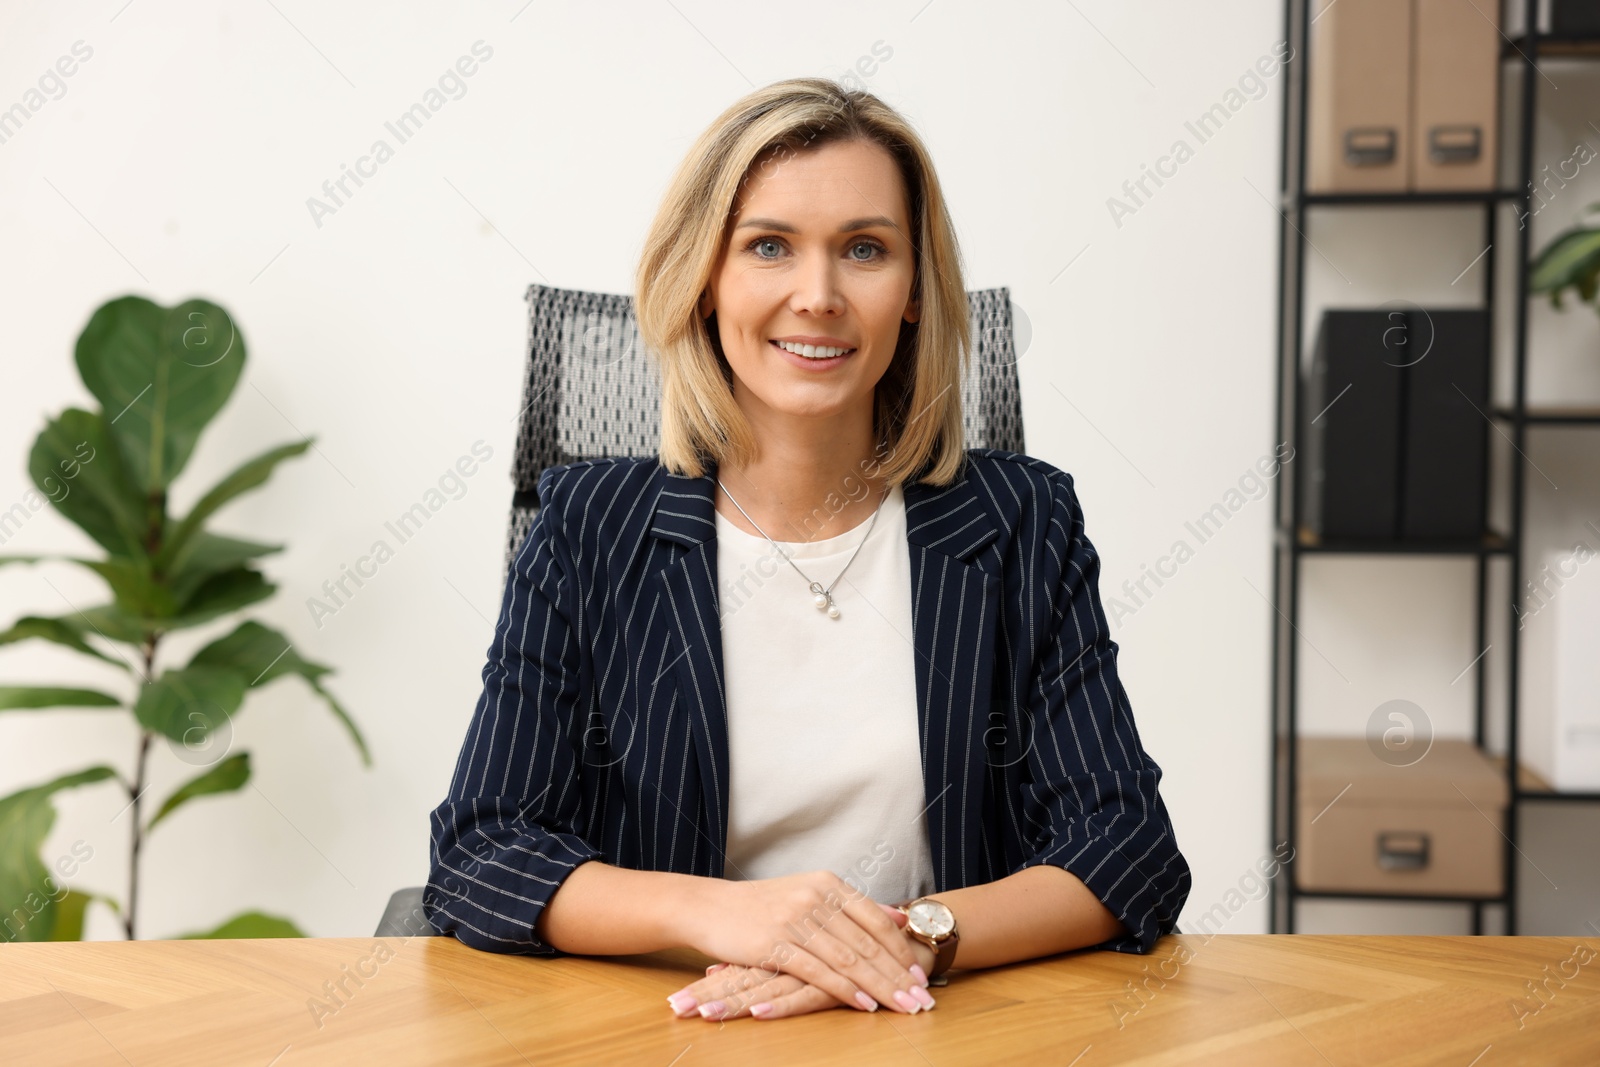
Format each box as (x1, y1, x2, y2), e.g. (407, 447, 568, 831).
(1269, 0, 1600, 935)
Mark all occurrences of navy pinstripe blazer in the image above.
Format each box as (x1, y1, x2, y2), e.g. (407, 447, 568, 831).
(425, 447, 1190, 957)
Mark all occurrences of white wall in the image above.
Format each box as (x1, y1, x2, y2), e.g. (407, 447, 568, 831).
(1, 0, 1319, 943)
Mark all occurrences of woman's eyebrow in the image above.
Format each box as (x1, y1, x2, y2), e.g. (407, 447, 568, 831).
(734, 216, 899, 233)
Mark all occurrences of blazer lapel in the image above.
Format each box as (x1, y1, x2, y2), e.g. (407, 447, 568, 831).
(646, 464, 730, 875)
(644, 456, 1002, 890)
(902, 469, 1003, 892)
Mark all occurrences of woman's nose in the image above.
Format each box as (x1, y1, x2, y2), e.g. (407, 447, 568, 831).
(789, 254, 846, 316)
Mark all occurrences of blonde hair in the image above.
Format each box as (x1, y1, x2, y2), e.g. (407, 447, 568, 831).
(635, 77, 969, 487)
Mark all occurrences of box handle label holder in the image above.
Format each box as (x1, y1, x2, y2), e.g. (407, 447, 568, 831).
(1376, 831, 1431, 871)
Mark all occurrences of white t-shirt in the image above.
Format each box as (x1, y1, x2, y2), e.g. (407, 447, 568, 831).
(714, 482, 937, 905)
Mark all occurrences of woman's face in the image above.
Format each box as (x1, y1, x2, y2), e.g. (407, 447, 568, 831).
(700, 137, 920, 433)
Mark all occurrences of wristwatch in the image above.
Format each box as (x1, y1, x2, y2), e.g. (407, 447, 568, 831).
(894, 896, 959, 981)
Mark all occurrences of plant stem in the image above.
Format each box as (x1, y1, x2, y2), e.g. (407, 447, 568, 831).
(126, 636, 158, 941)
(126, 730, 152, 941)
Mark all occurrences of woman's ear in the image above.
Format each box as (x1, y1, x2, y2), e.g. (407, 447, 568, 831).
(699, 289, 714, 319)
(903, 294, 920, 324)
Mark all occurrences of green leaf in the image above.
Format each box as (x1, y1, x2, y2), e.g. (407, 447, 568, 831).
(0, 687, 122, 712)
(190, 620, 370, 765)
(0, 553, 174, 621)
(63, 541, 279, 622)
(168, 568, 275, 628)
(70, 603, 149, 645)
(27, 408, 148, 559)
(49, 570, 275, 647)
(46, 889, 98, 941)
(188, 619, 325, 686)
(165, 533, 283, 606)
(178, 910, 305, 939)
(133, 666, 246, 743)
(74, 296, 247, 491)
(157, 439, 311, 570)
(81, 557, 175, 618)
(0, 554, 79, 569)
(0, 614, 130, 669)
(1529, 227, 1600, 295)
(146, 753, 250, 832)
(0, 766, 118, 944)
(306, 677, 368, 765)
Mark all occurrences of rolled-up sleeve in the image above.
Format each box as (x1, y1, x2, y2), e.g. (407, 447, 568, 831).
(1010, 470, 1190, 954)
(424, 470, 603, 956)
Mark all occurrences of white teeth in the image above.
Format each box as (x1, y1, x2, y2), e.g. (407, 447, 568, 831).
(774, 340, 854, 359)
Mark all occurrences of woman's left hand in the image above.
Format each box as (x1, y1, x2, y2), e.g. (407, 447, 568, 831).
(668, 905, 938, 1021)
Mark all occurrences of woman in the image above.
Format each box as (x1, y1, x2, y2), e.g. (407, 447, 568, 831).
(426, 77, 1190, 1023)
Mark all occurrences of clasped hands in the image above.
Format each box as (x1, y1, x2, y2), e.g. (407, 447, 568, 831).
(666, 870, 939, 1022)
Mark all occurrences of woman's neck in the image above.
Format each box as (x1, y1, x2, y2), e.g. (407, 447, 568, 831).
(713, 426, 890, 544)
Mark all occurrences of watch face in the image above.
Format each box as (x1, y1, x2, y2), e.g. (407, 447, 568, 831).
(908, 899, 954, 937)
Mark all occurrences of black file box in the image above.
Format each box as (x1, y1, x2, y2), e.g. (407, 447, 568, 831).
(1301, 308, 1489, 543)
(1303, 310, 1403, 541)
(1552, 1, 1600, 37)
(1400, 309, 1490, 540)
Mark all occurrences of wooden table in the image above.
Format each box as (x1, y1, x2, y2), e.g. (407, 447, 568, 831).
(2, 934, 1596, 1065)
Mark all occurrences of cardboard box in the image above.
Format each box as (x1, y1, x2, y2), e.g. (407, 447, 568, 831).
(1307, 0, 1500, 193)
(1297, 736, 1507, 896)
(1412, 0, 1500, 191)
(1307, 0, 1413, 193)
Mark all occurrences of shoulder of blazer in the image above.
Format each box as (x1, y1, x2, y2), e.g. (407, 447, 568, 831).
(943, 447, 1084, 550)
(534, 455, 659, 501)
(527, 456, 668, 569)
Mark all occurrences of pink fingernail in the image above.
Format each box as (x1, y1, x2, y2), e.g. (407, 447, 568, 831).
(910, 985, 936, 1009)
(893, 989, 921, 1014)
(750, 1002, 774, 1018)
(667, 993, 698, 1015)
(706, 962, 729, 975)
(910, 964, 928, 986)
(854, 990, 879, 1012)
(697, 1000, 726, 1019)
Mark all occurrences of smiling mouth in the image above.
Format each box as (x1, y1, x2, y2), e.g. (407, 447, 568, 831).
(770, 339, 857, 360)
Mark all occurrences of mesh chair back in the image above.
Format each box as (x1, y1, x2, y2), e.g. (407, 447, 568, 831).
(504, 283, 1025, 575)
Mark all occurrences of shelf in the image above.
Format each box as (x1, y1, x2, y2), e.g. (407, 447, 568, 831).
(1287, 526, 1511, 555)
(1513, 759, 1600, 803)
(1297, 189, 1522, 207)
(1488, 756, 1560, 796)
(1291, 888, 1505, 904)
(1517, 788, 1600, 802)
(1269, 0, 1591, 936)
(1504, 34, 1600, 60)
(1491, 405, 1600, 425)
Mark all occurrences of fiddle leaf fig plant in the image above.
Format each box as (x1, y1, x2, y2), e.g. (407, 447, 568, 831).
(0, 295, 369, 943)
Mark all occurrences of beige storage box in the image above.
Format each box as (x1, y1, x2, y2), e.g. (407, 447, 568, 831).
(1411, 0, 1500, 191)
(1307, 0, 1412, 193)
(1307, 0, 1501, 194)
(1296, 736, 1508, 896)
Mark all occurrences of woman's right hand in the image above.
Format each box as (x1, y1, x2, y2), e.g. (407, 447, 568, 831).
(683, 871, 931, 1014)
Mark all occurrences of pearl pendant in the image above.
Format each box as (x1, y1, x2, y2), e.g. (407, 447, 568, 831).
(814, 593, 829, 610)
(827, 603, 840, 619)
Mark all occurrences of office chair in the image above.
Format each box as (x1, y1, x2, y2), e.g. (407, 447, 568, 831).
(377, 281, 1026, 938)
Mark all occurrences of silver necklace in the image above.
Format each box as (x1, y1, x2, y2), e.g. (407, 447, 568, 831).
(716, 478, 890, 620)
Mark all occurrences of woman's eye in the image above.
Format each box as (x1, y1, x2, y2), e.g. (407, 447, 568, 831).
(750, 238, 783, 259)
(850, 240, 884, 261)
